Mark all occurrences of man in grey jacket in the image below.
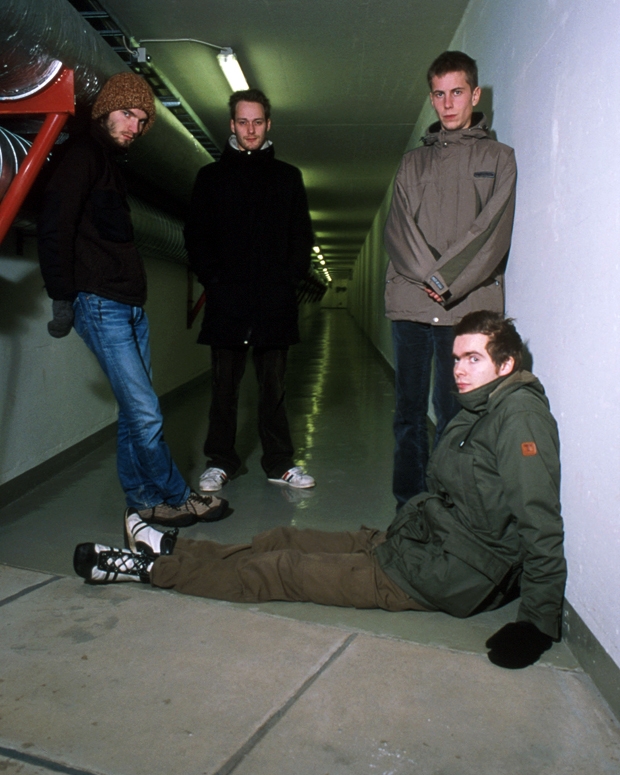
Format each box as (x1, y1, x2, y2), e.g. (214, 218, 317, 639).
(384, 51, 517, 508)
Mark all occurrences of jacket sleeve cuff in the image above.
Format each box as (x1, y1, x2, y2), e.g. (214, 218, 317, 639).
(425, 270, 452, 300)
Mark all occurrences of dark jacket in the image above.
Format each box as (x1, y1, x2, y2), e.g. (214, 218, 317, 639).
(37, 123, 147, 306)
(375, 371, 566, 639)
(384, 113, 517, 324)
(184, 139, 313, 347)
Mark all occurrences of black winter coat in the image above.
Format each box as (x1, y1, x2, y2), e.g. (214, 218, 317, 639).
(37, 123, 147, 305)
(184, 141, 313, 347)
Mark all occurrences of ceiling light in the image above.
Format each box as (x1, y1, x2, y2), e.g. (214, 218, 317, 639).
(217, 48, 249, 91)
(313, 246, 321, 254)
(139, 38, 250, 92)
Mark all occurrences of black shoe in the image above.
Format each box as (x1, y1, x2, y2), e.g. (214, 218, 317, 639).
(73, 543, 151, 584)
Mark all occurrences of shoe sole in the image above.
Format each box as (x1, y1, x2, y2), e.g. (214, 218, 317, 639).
(145, 512, 198, 528)
(198, 477, 228, 492)
(196, 498, 230, 523)
(267, 478, 316, 489)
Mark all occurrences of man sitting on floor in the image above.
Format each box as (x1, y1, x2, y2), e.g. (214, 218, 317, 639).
(74, 311, 567, 669)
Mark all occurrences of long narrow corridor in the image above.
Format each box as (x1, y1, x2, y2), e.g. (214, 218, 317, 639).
(1, 308, 619, 774)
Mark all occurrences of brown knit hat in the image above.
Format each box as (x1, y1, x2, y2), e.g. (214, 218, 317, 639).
(92, 72, 156, 134)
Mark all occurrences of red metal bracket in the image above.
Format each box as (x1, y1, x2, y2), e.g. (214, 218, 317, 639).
(0, 67, 75, 245)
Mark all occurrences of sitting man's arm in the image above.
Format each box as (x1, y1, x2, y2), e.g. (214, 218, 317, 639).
(487, 406, 567, 669)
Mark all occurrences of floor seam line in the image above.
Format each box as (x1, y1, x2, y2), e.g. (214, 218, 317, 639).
(212, 632, 358, 775)
(0, 575, 62, 607)
(0, 744, 103, 775)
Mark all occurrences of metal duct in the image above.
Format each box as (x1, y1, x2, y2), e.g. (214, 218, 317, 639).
(129, 196, 187, 266)
(0, 127, 31, 200)
(0, 0, 212, 208)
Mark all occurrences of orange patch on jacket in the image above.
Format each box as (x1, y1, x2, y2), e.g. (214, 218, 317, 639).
(521, 442, 538, 456)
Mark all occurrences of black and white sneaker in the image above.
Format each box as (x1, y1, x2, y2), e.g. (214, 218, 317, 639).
(124, 508, 178, 556)
(73, 543, 152, 584)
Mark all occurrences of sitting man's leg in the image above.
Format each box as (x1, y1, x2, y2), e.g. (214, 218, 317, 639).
(151, 537, 424, 612)
(75, 516, 426, 612)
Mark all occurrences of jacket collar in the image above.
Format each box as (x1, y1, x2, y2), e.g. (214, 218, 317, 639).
(227, 135, 273, 156)
(89, 120, 129, 158)
(423, 112, 490, 147)
(456, 370, 541, 414)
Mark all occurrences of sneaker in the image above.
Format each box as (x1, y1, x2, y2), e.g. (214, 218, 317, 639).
(181, 491, 229, 522)
(124, 508, 178, 556)
(73, 543, 152, 584)
(137, 502, 198, 528)
(138, 492, 228, 527)
(268, 466, 316, 489)
(199, 467, 228, 492)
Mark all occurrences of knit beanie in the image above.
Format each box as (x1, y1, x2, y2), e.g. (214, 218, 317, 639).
(91, 72, 156, 134)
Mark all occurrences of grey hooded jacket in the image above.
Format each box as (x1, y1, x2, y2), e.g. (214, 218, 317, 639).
(384, 113, 517, 325)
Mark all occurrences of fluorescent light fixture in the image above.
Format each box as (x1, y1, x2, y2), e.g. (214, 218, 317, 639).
(217, 48, 249, 91)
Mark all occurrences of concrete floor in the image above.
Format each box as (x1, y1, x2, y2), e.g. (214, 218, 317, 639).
(1, 308, 619, 774)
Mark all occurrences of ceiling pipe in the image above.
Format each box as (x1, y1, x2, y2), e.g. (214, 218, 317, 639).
(0, 0, 213, 209)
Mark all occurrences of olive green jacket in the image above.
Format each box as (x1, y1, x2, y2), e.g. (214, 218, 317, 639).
(384, 114, 517, 325)
(375, 371, 566, 639)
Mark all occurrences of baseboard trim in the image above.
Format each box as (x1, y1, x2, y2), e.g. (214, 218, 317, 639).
(563, 601, 620, 721)
(0, 371, 209, 511)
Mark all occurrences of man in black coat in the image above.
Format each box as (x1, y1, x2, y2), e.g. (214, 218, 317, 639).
(184, 89, 315, 492)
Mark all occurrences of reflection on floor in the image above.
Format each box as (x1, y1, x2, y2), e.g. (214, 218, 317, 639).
(0, 308, 577, 666)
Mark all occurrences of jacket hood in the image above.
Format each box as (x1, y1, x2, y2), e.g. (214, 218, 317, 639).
(457, 370, 545, 414)
(423, 112, 490, 146)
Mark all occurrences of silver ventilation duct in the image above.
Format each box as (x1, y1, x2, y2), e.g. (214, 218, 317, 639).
(0, 0, 212, 210)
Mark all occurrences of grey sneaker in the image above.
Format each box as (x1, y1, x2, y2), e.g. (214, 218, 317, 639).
(179, 491, 229, 523)
(137, 491, 228, 527)
(199, 466, 228, 492)
(137, 502, 198, 528)
(268, 466, 316, 489)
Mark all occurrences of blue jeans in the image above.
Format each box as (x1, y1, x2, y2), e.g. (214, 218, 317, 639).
(392, 321, 460, 508)
(73, 293, 190, 510)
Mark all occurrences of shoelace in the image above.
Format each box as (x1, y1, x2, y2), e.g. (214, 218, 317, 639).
(97, 548, 151, 578)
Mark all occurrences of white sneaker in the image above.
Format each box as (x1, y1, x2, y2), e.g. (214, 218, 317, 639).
(199, 466, 228, 492)
(268, 466, 316, 489)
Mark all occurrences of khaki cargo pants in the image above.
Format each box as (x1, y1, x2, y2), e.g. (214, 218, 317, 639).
(150, 526, 426, 611)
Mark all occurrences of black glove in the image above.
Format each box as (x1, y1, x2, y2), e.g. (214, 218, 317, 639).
(47, 300, 74, 338)
(485, 621, 553, 669)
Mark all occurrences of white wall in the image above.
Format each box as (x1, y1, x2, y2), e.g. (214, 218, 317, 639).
(0, 229, 208, 487)
(350, 0, 620, 666)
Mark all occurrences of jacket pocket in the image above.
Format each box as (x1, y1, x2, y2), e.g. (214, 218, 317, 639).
(442, 520, 512, 586)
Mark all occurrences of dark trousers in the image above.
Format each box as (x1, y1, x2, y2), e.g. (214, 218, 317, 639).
(151, 526, 427, 611)
(204, 346, 295, 479)
(392, 321, 460, 508)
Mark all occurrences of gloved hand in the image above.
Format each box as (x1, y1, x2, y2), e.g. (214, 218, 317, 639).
(47, 299, 74, 338)
(485, 621, 554, 669)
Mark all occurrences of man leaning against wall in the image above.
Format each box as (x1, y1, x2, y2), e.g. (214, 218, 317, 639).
(37, 72, 228, 529)
(384, 51, 517, 509)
